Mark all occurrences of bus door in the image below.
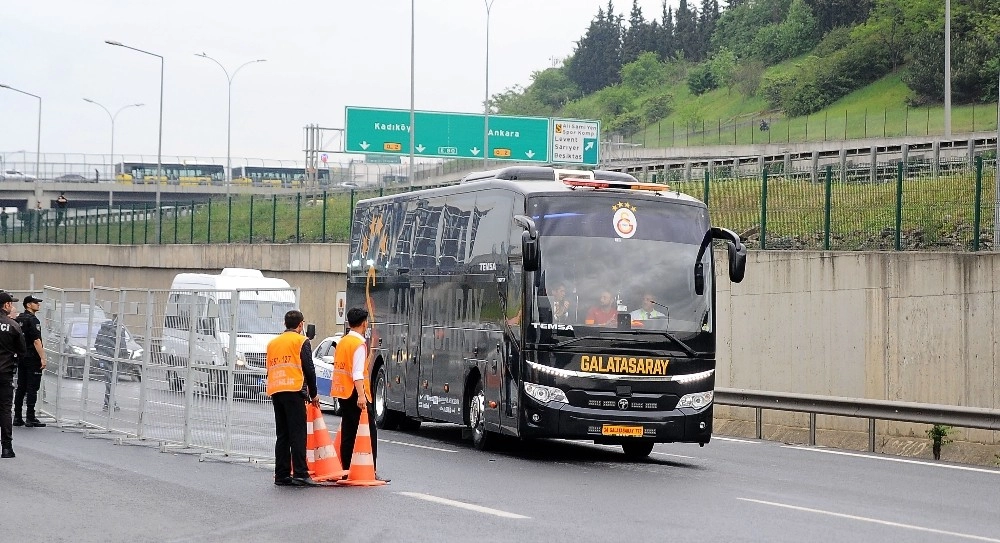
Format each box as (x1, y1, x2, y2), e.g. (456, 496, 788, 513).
(498, 258, 523, 435)
(403, 283, 423, 419)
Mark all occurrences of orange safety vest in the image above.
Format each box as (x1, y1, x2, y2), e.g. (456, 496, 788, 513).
(265, 331, 307, 396)
(331, 333, 371, 402)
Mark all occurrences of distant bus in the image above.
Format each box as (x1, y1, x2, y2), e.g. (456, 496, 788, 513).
(230, 166, 331, 188)
(115, 163, 225, 186)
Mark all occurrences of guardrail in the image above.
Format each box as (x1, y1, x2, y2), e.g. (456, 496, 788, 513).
(715, 387, 1000, 452)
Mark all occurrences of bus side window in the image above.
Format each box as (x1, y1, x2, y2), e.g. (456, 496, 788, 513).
(439, 192, 475, 269)
(412, 198, 442, 269)
(470, 191, 514, 261)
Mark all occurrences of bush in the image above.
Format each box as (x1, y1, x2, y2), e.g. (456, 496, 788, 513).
(687, 64, 718, 96)
(640, 92, 673, 124)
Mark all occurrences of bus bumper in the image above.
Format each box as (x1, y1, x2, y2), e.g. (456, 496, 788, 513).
(521, 401, 713, 444)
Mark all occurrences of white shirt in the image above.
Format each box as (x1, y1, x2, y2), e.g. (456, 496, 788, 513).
(630, 308, 665, 320)
(348, 330, 367, 381)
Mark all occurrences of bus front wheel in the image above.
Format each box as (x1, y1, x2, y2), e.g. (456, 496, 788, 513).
(374, 365, 401, 430)
(621, 440, 654, 459)
(468, 381, 490, 450)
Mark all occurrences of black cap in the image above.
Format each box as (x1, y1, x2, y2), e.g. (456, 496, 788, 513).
(23, 295, 43, 306)
(0, 292, 18, 305)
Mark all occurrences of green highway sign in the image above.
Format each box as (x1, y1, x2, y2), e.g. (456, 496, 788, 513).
(346, 107, 551, 162)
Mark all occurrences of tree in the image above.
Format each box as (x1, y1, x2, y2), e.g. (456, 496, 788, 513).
(656, 3, 675, 60)
(621, 52, 668, 91)
(622, 0, 651, 65)
(528, 68, 579, 110)
(805, 0, 873, 34)
(708, 48, 738, 94)
(567, 4, 624, 94)
(698, 0, 721, 59)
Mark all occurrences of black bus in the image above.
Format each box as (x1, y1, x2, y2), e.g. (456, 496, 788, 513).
(346, 166, 746, 458)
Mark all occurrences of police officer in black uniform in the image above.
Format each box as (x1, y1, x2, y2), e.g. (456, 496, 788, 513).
(14, 295, 47, 427)
(1, 292, 27, 458)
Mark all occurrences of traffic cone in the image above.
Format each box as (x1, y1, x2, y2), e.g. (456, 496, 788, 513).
(305, 403, 348, 482)
(337, 407, 386, 486)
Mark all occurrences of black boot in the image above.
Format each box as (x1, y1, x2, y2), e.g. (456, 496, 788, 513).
(1, 447, 14, 458)
(25, 417, 46, 428)
(13, 410, 24, 427)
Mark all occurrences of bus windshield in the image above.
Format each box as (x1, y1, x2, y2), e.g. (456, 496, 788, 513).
(526, 194, 713, 348)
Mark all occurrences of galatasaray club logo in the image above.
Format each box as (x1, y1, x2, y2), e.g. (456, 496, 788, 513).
(612, 202, 637, 239)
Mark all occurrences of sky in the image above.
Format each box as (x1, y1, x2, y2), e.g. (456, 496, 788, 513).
(1, 0, 680, 166)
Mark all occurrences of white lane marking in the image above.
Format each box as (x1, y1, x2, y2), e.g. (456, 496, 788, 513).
(651, 452, 697, 460)
(398, 492, 531, 519)
(379, 439, 457, 453)
(782, 446, 1000, 475)
(738, 498, 1000, 543)
(713, 436, 760, 444)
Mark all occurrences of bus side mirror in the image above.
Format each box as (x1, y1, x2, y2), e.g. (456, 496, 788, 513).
(514, 215, 539, 272)
(711, 227, 746, 284)
(306, 323, 316, 340)
(522, 231, 539, 272)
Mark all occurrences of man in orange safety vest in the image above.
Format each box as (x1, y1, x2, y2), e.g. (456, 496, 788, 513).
(267, 310, 320, 487)
(331, 307, 386, 481)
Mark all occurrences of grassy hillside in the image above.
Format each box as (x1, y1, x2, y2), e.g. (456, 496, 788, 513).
(623, 72, 999, 149)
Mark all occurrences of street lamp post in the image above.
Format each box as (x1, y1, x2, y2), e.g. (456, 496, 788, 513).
(483, 0, 496, 167)
(944, 0, 951, 137)
(409, 0, 416, 192)
(195, 53, 266, 195)
(105, 40, 164, 239)
(0, 84, 42, 180)
(83, 99, 144, 180)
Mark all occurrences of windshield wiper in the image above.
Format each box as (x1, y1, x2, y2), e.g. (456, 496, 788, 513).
(595, 329, 699, 357)
(552, 335, 610, 349)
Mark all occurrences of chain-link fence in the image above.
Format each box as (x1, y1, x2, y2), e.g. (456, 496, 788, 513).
(36, 285, 301, 462)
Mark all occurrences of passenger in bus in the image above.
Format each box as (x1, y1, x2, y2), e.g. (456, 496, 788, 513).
(630, 293, 666, 322)
(585, 291, 618, 326)
(550, 283, 574, 323)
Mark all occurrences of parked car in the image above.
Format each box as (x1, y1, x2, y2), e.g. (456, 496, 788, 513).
(58, 317, 143, 380)
(1, 169, 37, 182)
(54, 173, 88, 183)
(312, 333, 343, 415)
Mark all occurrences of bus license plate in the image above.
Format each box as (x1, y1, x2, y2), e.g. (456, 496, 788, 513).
(602, 425, 643, 437)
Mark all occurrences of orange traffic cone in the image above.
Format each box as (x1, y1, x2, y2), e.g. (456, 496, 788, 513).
(337, 407, 386, 486)
(305, 403, 348, 482)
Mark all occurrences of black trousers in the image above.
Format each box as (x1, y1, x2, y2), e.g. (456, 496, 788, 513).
(14, 359, 42, 418)
(339, 389, 377, 470)
(272, 391, 308, 479)
(1, 368, 14, 448)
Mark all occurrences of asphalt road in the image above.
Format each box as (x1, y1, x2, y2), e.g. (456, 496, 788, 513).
(2, 413, 999, 543)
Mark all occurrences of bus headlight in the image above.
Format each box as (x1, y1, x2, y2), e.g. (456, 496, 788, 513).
(677, 391, 713, 410)
(524, 382, 568, 404)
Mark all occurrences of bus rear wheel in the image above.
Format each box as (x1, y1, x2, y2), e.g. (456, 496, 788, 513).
(621, 440, 654, 459)
(468, 381, 490, 450)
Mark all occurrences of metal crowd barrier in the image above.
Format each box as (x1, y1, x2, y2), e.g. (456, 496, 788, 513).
(36, 285, 300, 463)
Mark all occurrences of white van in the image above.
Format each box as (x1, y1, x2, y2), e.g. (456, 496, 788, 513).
(159, 268, 299, 398)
